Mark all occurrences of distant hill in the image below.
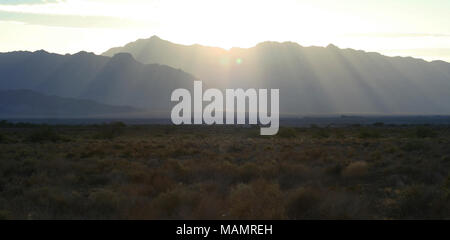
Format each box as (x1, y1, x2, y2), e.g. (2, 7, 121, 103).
(0, 89, 140, 117)
(0, 50, 196, 112)
(103, 36, 450, 115)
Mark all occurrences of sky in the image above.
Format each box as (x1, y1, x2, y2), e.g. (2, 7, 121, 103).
(1, 0, 450, 62)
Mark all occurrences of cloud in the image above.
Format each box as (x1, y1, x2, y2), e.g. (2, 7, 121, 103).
(344, 33, 450, 38)
(0, 0, 63, 5)
(0, 0, 158, 29)
(0, 10, 152, 28)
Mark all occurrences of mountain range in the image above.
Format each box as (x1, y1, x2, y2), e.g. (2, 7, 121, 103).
(104, 36, 450, 115)
(1, 36, 450, 117)
(0, 50, 195, 115)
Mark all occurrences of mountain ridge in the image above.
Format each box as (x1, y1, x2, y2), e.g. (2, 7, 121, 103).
(103, 36, 450, 65)
(102, 36, 450, 115)
(1, 36, 450, 116)
(0, 49, 197, 112)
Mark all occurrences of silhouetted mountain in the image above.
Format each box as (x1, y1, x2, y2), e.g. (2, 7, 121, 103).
(0, 89, 139, 117)
(103, 36, 450, 114)
(0, 50, 196, 112)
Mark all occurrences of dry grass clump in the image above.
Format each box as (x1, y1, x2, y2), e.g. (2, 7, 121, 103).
(342, 161, 368, 178)
(278, 127, 297, 138)
(228, 179, 285, 219)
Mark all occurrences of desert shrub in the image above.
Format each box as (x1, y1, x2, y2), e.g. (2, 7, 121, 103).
(392, 185, 445, 219)
(79, 145, 108, 159)
(358, 128, 381, 139)
(402, 140, 430, 152)
(442, 155, 450, 162)
(113, 121, 127, 128)
(325, 163, 344, 176)
(415, 126, 436, 138)
(286, 187, 323, 219)
(162, 160, 191, 183)
(147, 186, 200, 219)
(0, 210, 12, 220)
(196, 160, 240, 186)
(334, 131, 345, 139)
(95, 122, 126, 139)
(318, 191, 370, 219)
(169, 147, 198, 158)
(126, 182, 226, 220)
(245, 128, 262, 138)
(23, 187, 75, 218)
(227, 143, 244, 152)
(278, 163, 313, 189)
(88, 189, 122, 217)
(148, 172, 177, 195)
(443, 176, 450, 200)
(278, 127, 297, 138)
(191, 191, 226, 219)
(304, 147, 327, 160)
(238, 162, 261, 182)
(385, 145, 399, 154)
(228, 179, 285, 219)
(312, 129, 330, 139)
(342, 161, 368, 178)
(27, 127, 64, 143)
(287, 187, 370, 219)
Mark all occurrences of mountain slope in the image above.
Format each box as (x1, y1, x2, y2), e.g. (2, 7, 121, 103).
(103, 36, 450, 114)
(0, 89, 139, 117)
(0, 50, 196, 111)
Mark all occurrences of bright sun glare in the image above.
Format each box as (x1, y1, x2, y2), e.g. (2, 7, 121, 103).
(0, 0, 450, 61)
